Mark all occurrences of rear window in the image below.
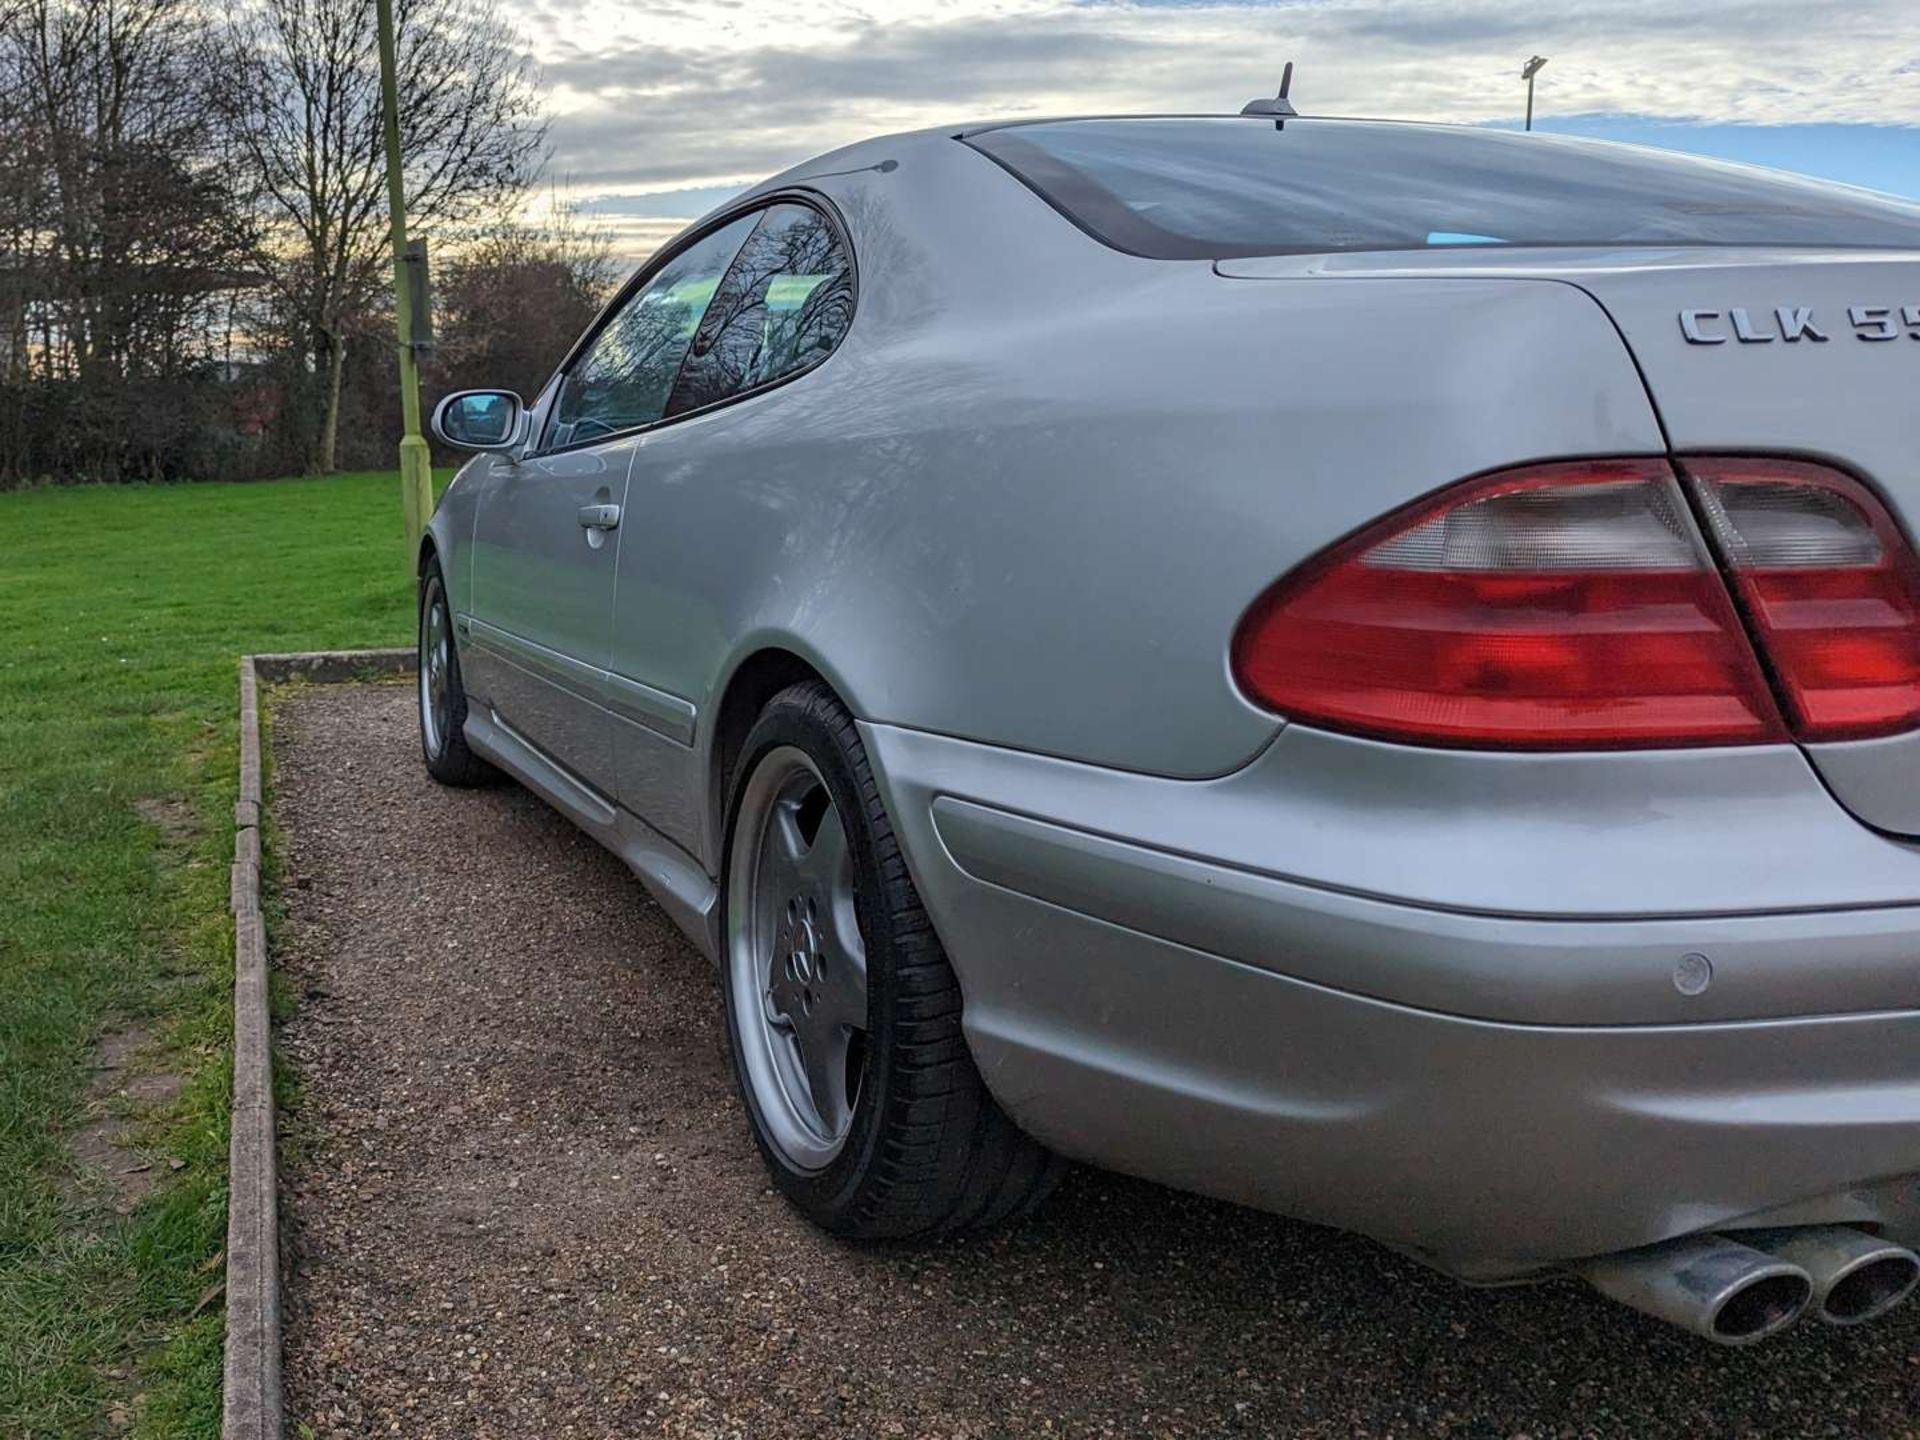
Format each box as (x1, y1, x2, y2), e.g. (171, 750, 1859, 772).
(667, 201, 855, 416)
(962, 117, 1920, 259)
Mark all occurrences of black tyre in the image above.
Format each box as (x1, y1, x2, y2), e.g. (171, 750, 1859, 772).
(417, 556, 493, 787)
(721, 681, 1062, 1238)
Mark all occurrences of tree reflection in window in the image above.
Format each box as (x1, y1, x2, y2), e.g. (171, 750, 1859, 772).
(546, 213, 757, 448)
(668, 204, 854, 417)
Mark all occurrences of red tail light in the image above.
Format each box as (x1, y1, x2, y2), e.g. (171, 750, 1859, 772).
(1231, 459, 1787, 749)
(1685, 458, 1920, 742)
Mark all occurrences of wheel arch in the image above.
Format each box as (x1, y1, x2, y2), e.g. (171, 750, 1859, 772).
(705, 646, 836, 869)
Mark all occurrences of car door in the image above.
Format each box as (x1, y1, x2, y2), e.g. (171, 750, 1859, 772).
(605, 199, 858, 851)
(463, 214, 759, 797)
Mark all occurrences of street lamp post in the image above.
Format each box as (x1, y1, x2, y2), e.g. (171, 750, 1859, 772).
(1523, 55, 1549, 131)
(375, 0, 434, 564)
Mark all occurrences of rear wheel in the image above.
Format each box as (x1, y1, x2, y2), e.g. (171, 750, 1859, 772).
(418, 557, 492, 787)
(721, 681, 1062, 1238)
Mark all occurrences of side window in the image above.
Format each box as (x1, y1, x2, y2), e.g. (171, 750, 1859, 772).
(544, 213, 757, 450)
(666, 203, 854, 417)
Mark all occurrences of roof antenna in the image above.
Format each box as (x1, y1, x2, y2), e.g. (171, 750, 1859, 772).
(1240, 62, 1297, 118)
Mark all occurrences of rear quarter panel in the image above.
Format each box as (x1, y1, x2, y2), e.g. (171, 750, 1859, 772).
(611, 140, 1667, 862)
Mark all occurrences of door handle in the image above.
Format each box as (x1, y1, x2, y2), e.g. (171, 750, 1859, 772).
(576, 503, 622, 531)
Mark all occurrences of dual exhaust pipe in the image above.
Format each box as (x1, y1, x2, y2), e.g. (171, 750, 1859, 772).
(1581, 1226, 1920, 1345)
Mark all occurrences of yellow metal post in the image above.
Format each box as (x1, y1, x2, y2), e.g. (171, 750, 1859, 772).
(376, 0, 433, 562)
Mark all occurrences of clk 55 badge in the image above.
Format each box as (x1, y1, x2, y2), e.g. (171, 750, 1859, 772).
(1680, 304, 1920, 344)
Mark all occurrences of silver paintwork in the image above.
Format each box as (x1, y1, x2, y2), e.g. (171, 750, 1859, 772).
(1806, 727, 1920, 834)
(863, 718, 1920, 1273)
(423, 117, 1920, 1288)
(461, 434, 637, 797)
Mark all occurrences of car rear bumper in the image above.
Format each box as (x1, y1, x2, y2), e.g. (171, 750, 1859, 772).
(861, 720, 1920, 1278)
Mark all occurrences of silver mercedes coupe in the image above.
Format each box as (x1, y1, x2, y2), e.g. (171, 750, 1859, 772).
(418, 108, 1920, 1345)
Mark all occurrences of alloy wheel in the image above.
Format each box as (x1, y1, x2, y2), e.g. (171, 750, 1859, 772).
(727, 746, 870, 1172)
(419, 576, 453, 760)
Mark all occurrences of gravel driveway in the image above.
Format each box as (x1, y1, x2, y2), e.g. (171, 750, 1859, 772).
(273, 683, 1920, 1440)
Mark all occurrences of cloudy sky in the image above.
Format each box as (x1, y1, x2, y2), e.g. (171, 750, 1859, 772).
(510, 0, 1920, 261)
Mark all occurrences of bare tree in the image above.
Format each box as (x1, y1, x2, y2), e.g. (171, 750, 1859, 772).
(1, 0, 254, 481)
(430, 195, 616, 407)
(208, 0, 543, 473)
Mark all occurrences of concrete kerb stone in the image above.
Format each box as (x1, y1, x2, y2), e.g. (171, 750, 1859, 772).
(221, 646, 410, 1440)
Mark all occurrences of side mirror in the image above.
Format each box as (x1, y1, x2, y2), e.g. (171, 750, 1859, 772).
(432, 389, 528, 453)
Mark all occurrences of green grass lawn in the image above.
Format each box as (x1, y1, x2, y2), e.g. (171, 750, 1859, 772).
(0, 472, 436, 1437)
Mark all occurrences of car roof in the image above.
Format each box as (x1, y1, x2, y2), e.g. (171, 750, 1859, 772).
(951, 113, 1471, 137)
(745, 113, 1470, 199)
(752, 112, 1673, 194)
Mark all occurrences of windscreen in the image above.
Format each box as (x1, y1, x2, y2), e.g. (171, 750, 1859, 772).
(962, 118, 1920, 259)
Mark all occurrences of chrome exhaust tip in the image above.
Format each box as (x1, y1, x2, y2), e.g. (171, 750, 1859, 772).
(1582, 1234, 1811, 1345)
(1742, 1227, 1920, 1327)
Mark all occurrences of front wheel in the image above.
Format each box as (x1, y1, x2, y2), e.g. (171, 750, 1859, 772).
(418, 557, 492, 787)
(721, 681, 1061, 1239)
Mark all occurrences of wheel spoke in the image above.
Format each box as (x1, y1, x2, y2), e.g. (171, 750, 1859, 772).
(767, 797, 808, 875)
(824, 881, 866, 976)
(766, 923, 805, 1027)
(809, 945, 867, 1030)
(755, 880, 788, 997)
(797, 1022, 855, 1139)
(799, 804, 849, 890)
